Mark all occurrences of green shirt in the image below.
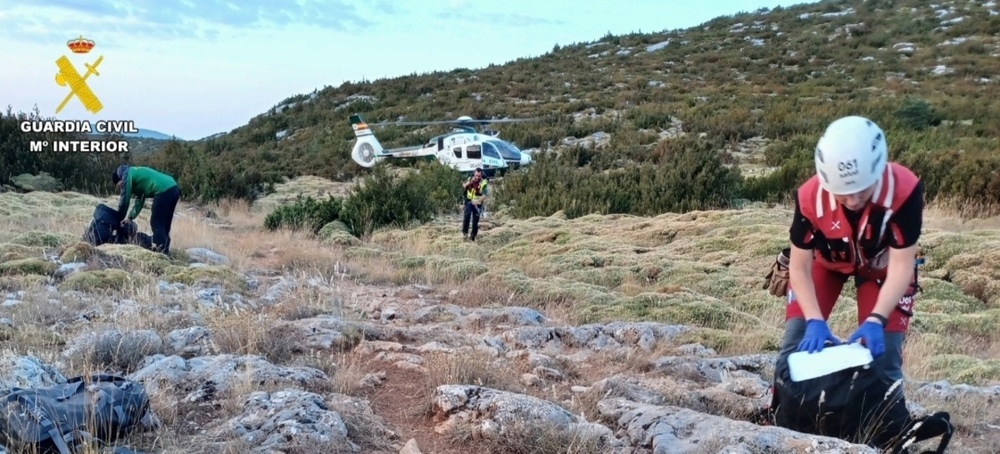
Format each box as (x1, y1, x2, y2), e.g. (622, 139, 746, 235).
(117, 166, 178, 220)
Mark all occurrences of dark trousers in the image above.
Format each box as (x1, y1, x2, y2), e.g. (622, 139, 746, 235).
(462, 201, 481, 240)
(150, 185, 181, 254)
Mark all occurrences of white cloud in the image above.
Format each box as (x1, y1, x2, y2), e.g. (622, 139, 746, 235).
(2, 0, 825, 139)
(0, 0, 374, 44)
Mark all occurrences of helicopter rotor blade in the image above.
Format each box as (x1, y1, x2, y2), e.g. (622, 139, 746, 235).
(389, 120, 467, 126)
(474, 118, 540, 123)
(387, 118, 541, 126)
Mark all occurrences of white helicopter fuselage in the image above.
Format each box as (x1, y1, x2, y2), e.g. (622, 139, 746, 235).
(434, 132, 506, 173)
(350, 114, 531, 174)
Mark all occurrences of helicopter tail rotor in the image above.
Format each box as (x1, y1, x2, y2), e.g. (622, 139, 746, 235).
(352, 137, 383, 168)
(350, 114, 385, 168)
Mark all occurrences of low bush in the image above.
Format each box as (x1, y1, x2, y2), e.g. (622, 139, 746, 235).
(495, 135, 744, 218)
(264, 160, 466, 237)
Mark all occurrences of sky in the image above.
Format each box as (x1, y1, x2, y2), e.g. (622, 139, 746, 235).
(0, 0, 818, 141)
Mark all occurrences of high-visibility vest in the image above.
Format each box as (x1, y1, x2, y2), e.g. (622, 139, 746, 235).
(466, 179, 487, 201)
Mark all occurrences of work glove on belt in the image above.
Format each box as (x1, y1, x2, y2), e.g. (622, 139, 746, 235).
(762, 247, 791, 297)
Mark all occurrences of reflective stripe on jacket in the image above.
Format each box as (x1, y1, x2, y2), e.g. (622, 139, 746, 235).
(795, 162, 920, 279)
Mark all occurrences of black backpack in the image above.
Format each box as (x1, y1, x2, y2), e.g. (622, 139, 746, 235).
(0, 374, 151, 454)
(114, 219, 154, 250)
(83, 204, 123, 247)
(82, 204, 154, 251)
(769, 352, 953, 454)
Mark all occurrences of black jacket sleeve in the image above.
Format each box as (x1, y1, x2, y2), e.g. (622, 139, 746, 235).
(887, 180, 924, 249)
(789, 195, 816, 249)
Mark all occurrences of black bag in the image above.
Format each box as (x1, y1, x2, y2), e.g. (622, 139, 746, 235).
(0, 374, 151, 454)
(82, 204, 154, 251)
(83, 204, 124, 246)
(114, 219, 153, 250)
(132, 232, 153, 250)
(770, 353, 953, 454)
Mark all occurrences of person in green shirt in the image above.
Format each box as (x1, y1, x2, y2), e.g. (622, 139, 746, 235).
(112, 165, 182, 255)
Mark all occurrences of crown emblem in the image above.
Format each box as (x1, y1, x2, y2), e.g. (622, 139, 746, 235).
(67, 35, 95, 54)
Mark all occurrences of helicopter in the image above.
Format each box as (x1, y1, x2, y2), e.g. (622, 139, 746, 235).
(349, 113, 536, 177)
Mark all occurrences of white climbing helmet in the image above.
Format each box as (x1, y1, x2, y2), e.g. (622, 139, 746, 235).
(814, 115, 888, 195)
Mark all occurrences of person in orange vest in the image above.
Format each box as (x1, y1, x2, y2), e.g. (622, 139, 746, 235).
(764, 115, 925, 387)
(461, 168, 488, 241)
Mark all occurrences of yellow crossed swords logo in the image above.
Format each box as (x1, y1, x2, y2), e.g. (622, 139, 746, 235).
(55, 55, 104, 114)
(55, 36, 105, 114)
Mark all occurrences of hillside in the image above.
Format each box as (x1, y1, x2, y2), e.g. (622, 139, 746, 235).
(119, 136, 179, 156)
(88, 124, 178, 156)
(125, 128, 176, 141)
(0, 186, 998, 453)
(2, 1, 1000, 452)
(6, 0, 999, 211)
(126, 0, 1000, 212)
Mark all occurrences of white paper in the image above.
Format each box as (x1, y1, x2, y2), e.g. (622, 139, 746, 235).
(788, 342, 874, 382)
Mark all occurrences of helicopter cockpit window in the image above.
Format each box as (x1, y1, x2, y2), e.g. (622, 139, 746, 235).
(481, 142, 502, 161)
(453, 147, 462, 159)
(466, 144, 481, 160)
(489, 140, 521, 161)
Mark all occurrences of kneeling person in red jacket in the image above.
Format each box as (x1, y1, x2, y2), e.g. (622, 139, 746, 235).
(779, 115, 924, 387)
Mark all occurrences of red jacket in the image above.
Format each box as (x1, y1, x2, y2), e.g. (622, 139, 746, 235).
(795, 162, 921, 280)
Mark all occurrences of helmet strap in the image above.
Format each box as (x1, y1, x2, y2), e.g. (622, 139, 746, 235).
(869, 174, 885, 202)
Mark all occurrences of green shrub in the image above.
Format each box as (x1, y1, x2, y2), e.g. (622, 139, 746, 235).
(496, 135, 743, 218)
(338, 161, 462, 237)
(264, 194, 342, 233)
(896, 97, 941, 131)
(263, 160, 465, 237)
(1, 106, 122, 195)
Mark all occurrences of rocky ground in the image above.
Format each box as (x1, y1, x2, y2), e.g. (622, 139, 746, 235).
(0, 187, 998, 453)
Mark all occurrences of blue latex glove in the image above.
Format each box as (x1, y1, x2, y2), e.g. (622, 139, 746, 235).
(848, 320, 885, 358)
(797, 319, 842, 353)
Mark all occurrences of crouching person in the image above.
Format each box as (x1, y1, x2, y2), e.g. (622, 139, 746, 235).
(113, 165, 181, 255)
(761, 116, 953, 453)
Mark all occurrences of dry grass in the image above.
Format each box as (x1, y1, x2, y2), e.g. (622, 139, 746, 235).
(2, 184, 1000, 453)
(337, 204, 1000, 384)
(443, 418, 610, 454)
(324, 198, 1000, 452)
(0, 190, 392, 452)
(249, 175, 356, 215)
(418, 349, 609, 454)
(924, 200, 1000, 230)
(422, 349, 525, 395)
